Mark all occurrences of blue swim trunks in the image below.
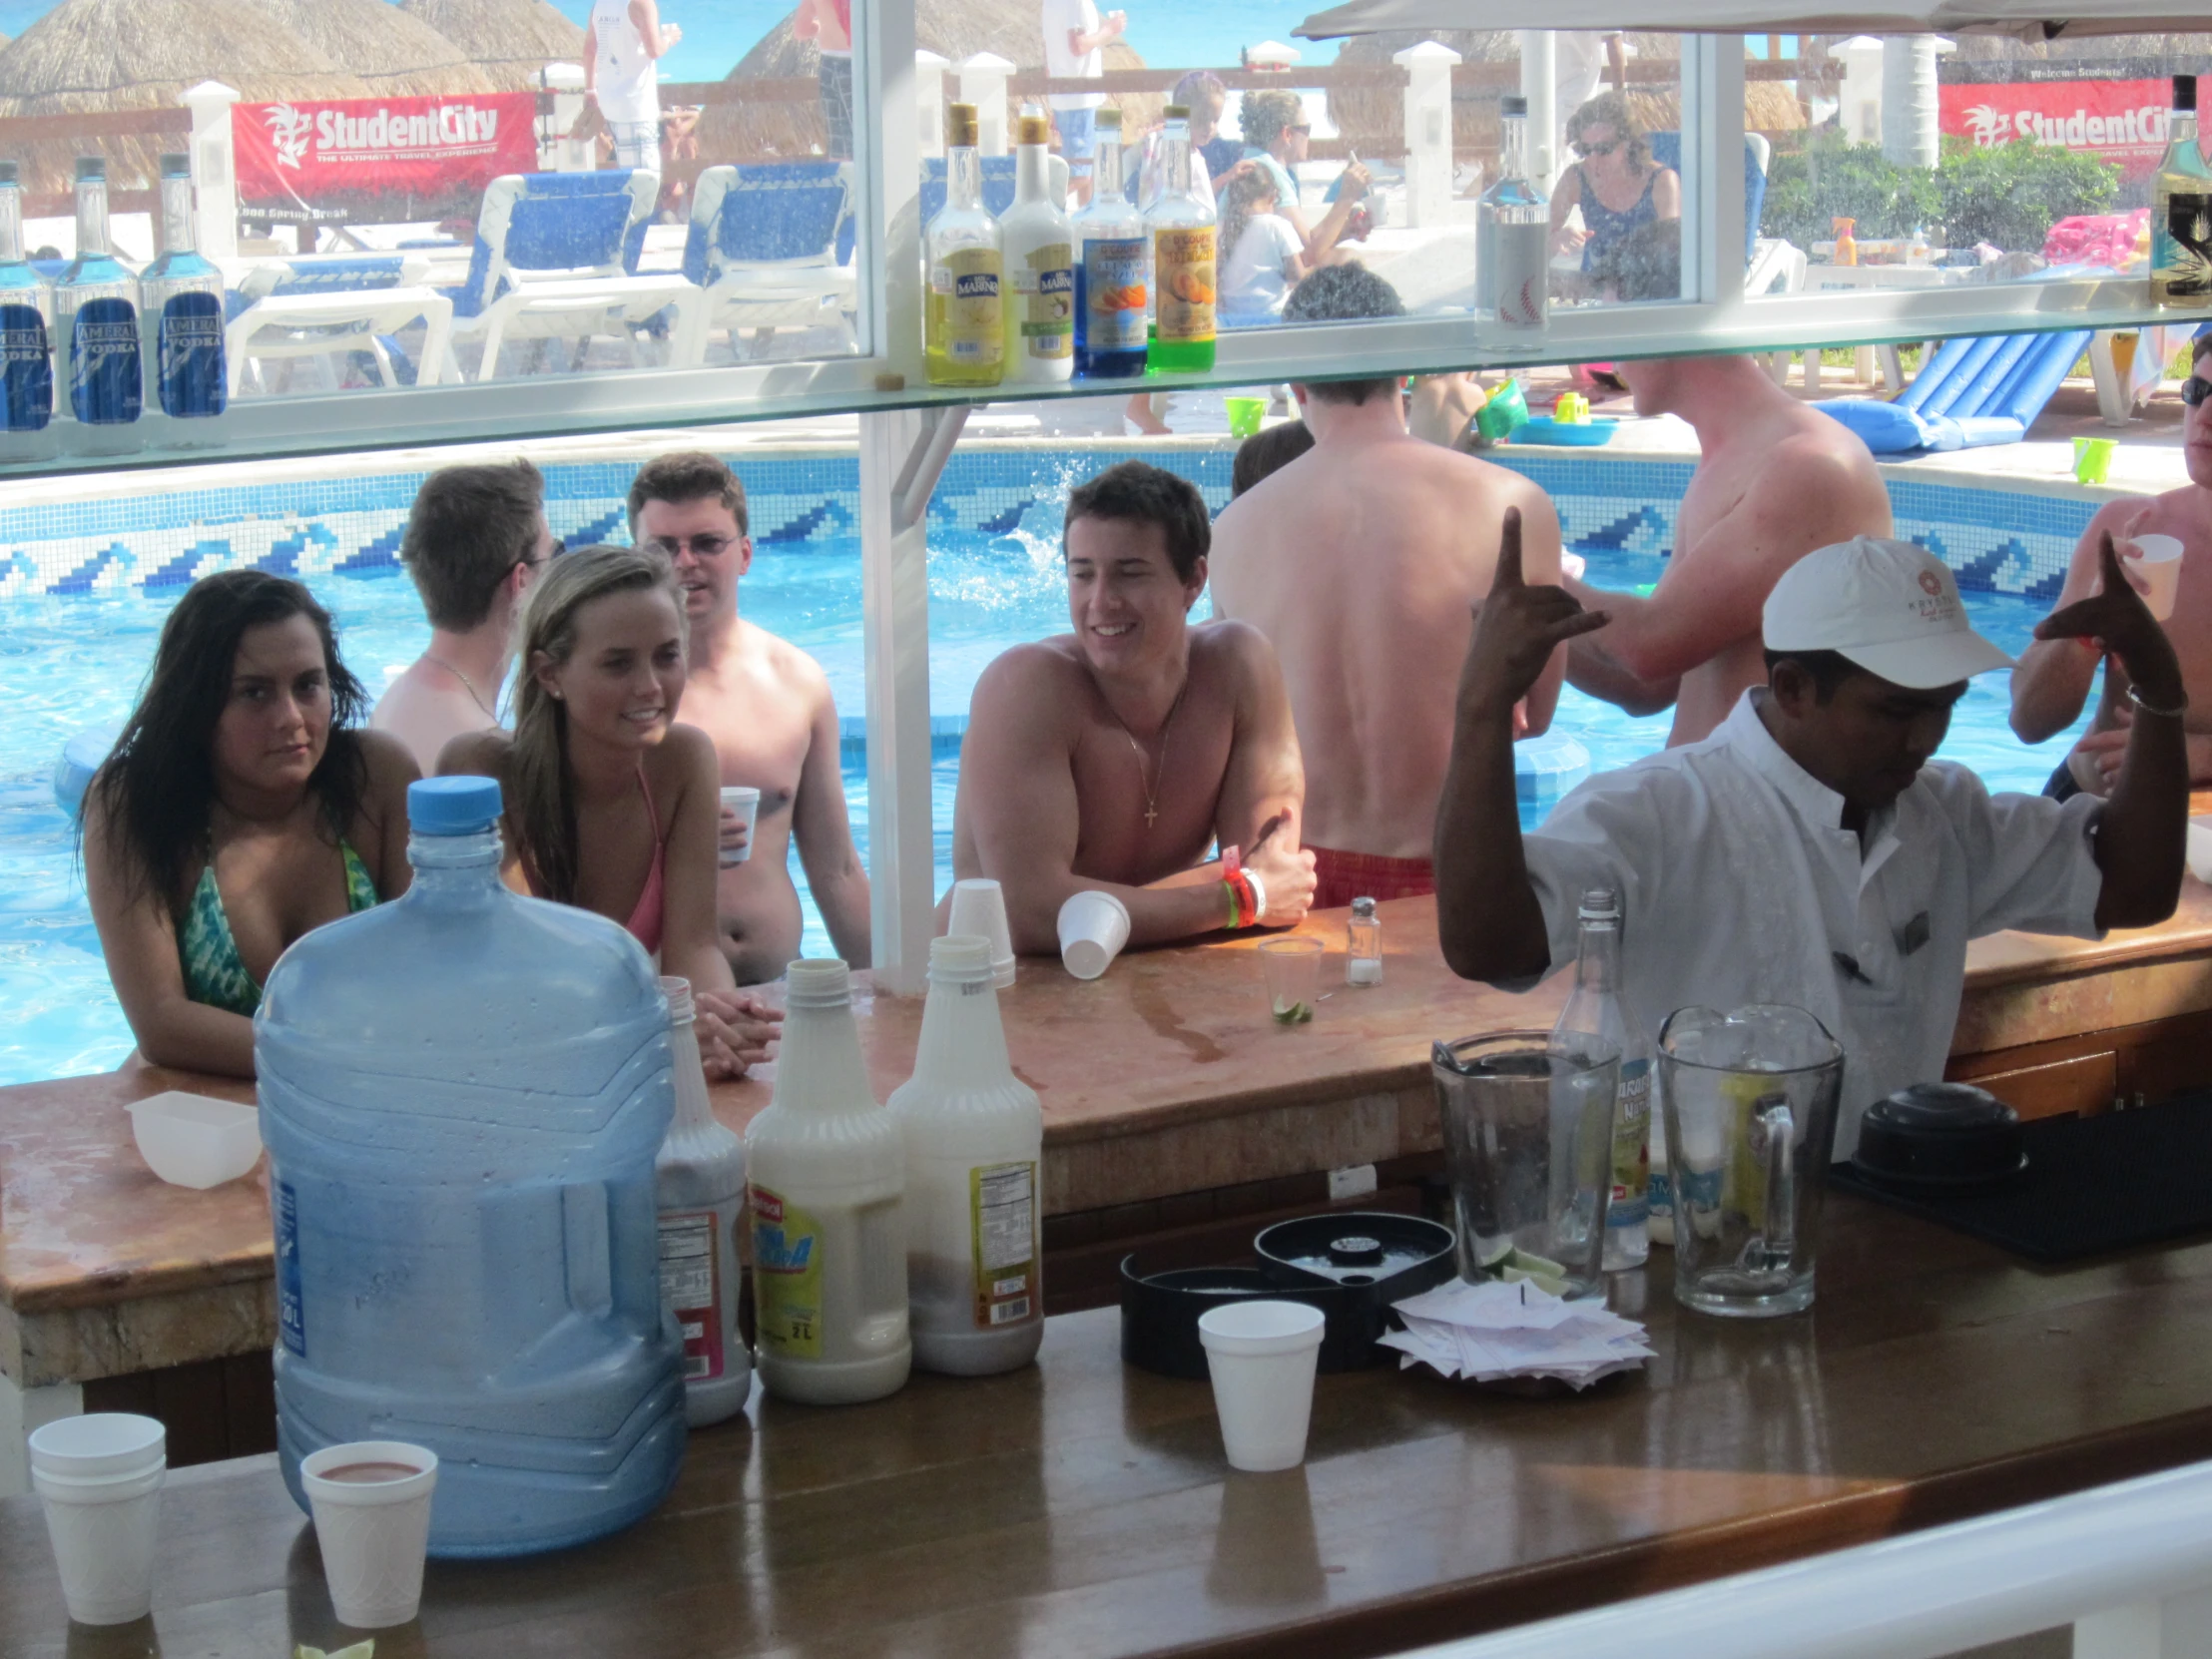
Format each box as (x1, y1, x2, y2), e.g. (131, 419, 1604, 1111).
(1056, 107, 1097, 176)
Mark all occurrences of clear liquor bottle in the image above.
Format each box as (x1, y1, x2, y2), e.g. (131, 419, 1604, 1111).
(1550, 888, 1649, 1270)
(0, 160, 57, 464)
(2152, 75, 2212, 307)
(1074, 108, 1147, 378)
(924, 102, 1004, 387)
(1476, 95, 1548, 341)
(55, 157, 142, 455)
(140, 154, 227, 446)
(1143, 104, 1216, 374)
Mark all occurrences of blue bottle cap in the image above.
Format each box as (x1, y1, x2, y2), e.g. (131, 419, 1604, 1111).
(408, 775, 502, 833)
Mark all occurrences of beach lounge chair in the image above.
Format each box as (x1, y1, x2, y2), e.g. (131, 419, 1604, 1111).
(224, 256, 454, 395)
(438, 169, 706, 381)
(683, 163, 857, 360)
(1817, 325, 2093, 454)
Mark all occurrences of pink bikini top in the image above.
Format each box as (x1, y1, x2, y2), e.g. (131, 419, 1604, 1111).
(525, 764, 665, 955)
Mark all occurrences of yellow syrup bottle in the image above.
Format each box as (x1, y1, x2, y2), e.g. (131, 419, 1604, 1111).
(925, 102, 1004, 387)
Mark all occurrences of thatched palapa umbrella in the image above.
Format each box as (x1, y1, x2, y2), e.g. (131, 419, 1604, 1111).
(245, 0, 496, 97)
(396, 0, 585, 93)
(0, 0, 368, 198)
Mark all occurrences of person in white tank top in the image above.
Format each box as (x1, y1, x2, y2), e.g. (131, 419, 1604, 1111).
(583, 0, 681, 171)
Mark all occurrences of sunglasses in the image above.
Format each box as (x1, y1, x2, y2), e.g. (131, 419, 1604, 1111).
(1573, 138, 1621, 158)
(2184, 373, 2212, 406)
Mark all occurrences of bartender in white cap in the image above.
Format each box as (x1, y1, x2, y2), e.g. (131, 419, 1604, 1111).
(1432, 516, 2189, 1156)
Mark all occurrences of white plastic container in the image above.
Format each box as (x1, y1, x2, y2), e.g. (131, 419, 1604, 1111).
(1000, 108, 1074, 383)
(744, 959, 910, 1405)
(126, 1091, 262, 1188)
(888, 935, 1045, 1376)
(655, 977, 751, 1426)
(1197, 1302, 1326, 1472)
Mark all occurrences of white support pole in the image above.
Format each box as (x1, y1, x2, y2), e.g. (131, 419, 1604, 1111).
(540, 63, 591, 172)
(1395, 41, 1461, 230)
(916, 50, 950, 159)
(960, 53, 1015, 158)
(181, 80, 240, 263)
(1518, 32, 1559, 196)
(1837, 36, 1886, 147)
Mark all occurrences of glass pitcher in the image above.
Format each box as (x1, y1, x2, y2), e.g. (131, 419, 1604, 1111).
(1432, 1031, 1619, 1300)
(1656, 1005, 1844, 1320)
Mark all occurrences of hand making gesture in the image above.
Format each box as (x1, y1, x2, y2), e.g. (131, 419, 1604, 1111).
(1455, 506, 1610, 727)
(2035, 528, 2186, 718)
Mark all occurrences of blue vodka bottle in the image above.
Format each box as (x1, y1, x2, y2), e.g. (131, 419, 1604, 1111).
(55, 157, 141, 456)
(0, 161, 57, 465)
(139, 153, 226, 445)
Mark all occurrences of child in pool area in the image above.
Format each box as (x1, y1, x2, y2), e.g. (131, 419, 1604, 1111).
(439, 545, 779, 1079)
(1217, 169, 1307, 323)
(83, 570, 420, 1078)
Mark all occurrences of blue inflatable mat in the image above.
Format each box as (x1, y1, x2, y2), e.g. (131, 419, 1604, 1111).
(1818, 325, 2092, 455)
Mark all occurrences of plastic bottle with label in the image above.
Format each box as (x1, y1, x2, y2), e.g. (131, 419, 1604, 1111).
(1073, 109, 1147, 378)
(257, 777, 686, 1557)
(1144, 103, 1216, 373)
(924, 102, 1003, 387)
(1001, 107, 1073, 384)
(0, 161, 57, 465)
(744, 958, 911, 1404)
(138, 154, 226, 448)
(54, 158, 141, 457)
(655, 976, 750, 1427)
(1550, 888, 1650, 1271)
(888, 935, 1045, 1376)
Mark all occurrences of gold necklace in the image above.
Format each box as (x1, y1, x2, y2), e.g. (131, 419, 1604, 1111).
(1109, 676, 1187, 830)
(425, 655, 497, 721)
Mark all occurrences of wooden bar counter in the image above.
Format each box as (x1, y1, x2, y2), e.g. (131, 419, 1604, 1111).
(4, 883, 2211, 1467)
(4, 1196, 2212, 1659)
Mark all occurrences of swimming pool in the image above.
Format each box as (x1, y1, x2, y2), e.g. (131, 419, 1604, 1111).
(0, 447, 2103, 1086)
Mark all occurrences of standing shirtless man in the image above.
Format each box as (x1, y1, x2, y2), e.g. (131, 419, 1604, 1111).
(1208, 266, 1568, 911)
(629, 452, 870, 982)
(2012, 334, 2212, 796)
(1563, 353, 1894, 746)
(953, 461, 1317, 952)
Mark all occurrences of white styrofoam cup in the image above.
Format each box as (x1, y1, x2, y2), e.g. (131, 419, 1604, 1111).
(1197, 1301, 1327, 1472)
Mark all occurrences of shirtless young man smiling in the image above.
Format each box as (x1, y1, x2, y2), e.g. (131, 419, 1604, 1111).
(629, 452, 870, 983)
(952, 461, 1317, 953)
(1208, 266, 1567, 911)
(2012, 332, 2212, 797)
(1562, 353, 1894, 746)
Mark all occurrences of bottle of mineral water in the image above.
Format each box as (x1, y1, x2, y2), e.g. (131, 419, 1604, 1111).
(1001, 107, 1073, 384)
(655, 976, 750, 1427)
(0, 161, 57, 465)
(139, 153, 226, 446)
(2152, 75, 2212, 307)
(55, 158, 141, 456)
(258, 777, 686, 1557)
(745, 958, 911, 1404)
(888, 935, 1044, 1376)
(924, 101, 1003, 387)
(1476, 95, 1548, 342)
(1074, 108, 1147, 378)
(1550, 888, 1650, 1270)
(1144, 103, 1216, 373)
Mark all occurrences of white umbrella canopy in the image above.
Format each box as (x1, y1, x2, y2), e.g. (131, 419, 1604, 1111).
(1297, 0, 2212, 38)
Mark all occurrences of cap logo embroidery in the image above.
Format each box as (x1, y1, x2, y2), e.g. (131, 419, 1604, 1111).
(1917, 570, 1943, 597)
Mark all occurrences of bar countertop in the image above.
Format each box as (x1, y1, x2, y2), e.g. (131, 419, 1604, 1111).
(3, 1195, 2211, 1659)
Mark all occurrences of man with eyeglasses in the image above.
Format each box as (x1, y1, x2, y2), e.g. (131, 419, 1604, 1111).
(373, 459, 555, 773)
(628, 451, 871, 983)
(2012, 336, 2212, 799)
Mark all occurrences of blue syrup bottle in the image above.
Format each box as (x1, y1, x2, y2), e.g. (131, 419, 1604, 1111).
(139, 153, 226, 446)
(0, 161, 58, 465)
(1073, 108, 1148, 378)
(258, 778, 687, 1558)
(55, 158, 141, 456)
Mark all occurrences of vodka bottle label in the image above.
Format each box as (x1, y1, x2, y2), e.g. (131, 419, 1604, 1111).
(1081, 236, 1147, 351)
(0, 302, 51, 432)
(70, 297, 141, 425)
(969, 1162, 1037, 1328)
(157, 290, 227, 418)
(1153, 226, 1216, 344)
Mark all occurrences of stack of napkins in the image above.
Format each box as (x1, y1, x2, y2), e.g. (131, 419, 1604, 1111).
(1381, 1278, 1653, 1388)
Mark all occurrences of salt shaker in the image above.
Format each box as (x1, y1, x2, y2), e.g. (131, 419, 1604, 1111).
(1346, 896, 1382, 986)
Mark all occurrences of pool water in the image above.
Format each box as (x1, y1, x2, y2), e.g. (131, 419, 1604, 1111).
(0, 536, 2092, 1088)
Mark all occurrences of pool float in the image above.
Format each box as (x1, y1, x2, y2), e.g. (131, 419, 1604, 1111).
(52, 725, 120, 819)
(1512, 417, 1618, 446)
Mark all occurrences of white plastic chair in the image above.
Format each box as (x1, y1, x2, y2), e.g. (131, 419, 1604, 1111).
(224, 256, 453, 395)
(683, 163, 857, 360)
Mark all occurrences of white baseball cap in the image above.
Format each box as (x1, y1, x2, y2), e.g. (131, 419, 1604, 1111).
(1763, 537, 2015, 690)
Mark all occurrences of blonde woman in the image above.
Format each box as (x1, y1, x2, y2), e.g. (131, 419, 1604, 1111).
(1549, 90, 1680, 274)
(439, 545, 779, 1078)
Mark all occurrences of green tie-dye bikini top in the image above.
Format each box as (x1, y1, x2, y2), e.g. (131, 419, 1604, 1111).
(180, 841, 378, 1018)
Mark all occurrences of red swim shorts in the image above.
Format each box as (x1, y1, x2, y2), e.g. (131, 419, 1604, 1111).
(1308, 844, 1435, 912)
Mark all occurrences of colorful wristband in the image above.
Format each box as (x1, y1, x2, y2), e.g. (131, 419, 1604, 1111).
(1223, 879, 1242, 931)
(1244, 868, 1268, 927)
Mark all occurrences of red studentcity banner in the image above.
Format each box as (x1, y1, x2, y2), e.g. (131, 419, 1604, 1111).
(1939, 80, 2173, 182)
(234, 93, 538, 209)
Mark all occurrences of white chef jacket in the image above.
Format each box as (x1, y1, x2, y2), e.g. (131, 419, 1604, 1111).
(1514, 691, 2107, 1159)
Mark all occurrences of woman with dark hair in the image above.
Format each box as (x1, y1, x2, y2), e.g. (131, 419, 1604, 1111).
(84, 570, 420, 1077)
(439, 545, 778, 1079)
(1549, 90, 1681, 278)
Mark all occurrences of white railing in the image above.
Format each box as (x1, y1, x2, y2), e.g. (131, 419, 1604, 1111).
(1393, 1459, 2212, 1659)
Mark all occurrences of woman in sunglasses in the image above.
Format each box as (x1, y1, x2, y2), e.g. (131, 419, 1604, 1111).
(1549, 91, 1680, 284)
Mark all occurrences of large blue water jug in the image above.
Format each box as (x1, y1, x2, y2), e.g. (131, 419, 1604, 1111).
(257, 776, 685, 1557)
